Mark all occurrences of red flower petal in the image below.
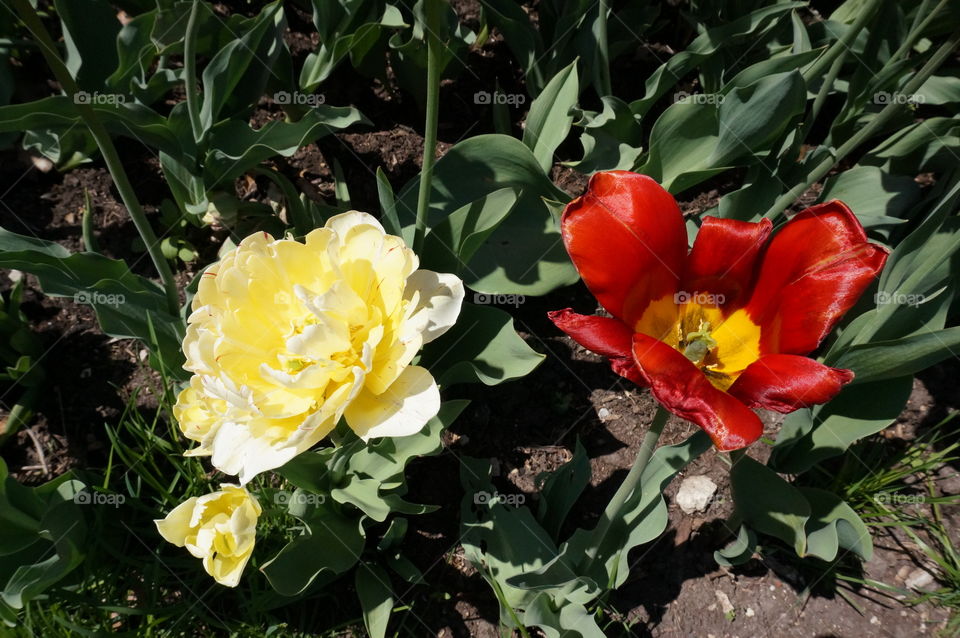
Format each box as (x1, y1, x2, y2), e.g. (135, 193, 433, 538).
(632, 333, 764, 450)
(684, 216, 772, 309)
(745, 201, 889, 354)
(728, 355, 854, 413)
(548, 308, 644, 385)
(561, 171, 687, 325)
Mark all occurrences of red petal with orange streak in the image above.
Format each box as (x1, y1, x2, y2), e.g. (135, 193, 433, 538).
(684, 216, 772, 309)
(548, 308, 644, 385)
(561, 171, 687, 325)
(745, 201, 889, 354)
(728, 355, 854, 413)
(631, 333, 764, 450)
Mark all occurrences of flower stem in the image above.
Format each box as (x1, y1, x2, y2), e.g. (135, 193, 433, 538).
(596, 0, 612, 97)
(801, 0, 882, 85)
(580, 405, 670, 573)
(184, 0, 203, 143)
(766, 26, 960, 221)
(12, 0, 180, 315)
(413, 0, 444, 255)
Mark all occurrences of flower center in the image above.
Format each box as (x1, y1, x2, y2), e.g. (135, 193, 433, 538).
(636, 295, 762, 391)
(681, 320, 717, 366)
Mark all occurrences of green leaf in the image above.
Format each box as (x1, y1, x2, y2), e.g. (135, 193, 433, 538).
(204, 106, 365, 187)
(398, 134, 576, 295)
(536, 440, 590, 541)
(817, 166, 919, 229)
(710, 71, 807, 167)
(356, 563, 394, 638)
(0, 228, 185, 371)
(629, 3, 804, 116)
(916, 74, 960, 105)
(419, 303, 544, 386)
(0, 97, 181, 157)
(770, 377, 914, 474)
(421, 188, 518, 277)
(523, 61, 578, 172)
(730, 456, 810, 556)
(798, 488, 873, 562)
(199, 2, 285, 133)
(459, 457, 563, 619)
(834, 326, 960, 385)
(260, 502, 365, 596)
(568, 96, 644, 173)
(54, 0, 121, 91)
(714, 525, 758, 567)
(375, 167, 402, 236)
(640, 101, 727, 193)
(510, 432, 712, 594)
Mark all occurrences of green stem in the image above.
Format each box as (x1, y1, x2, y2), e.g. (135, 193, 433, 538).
(12, 0, 180, 315)
(596, 0, 612, 96)
(801, 50, 847, 141)
(801, 0, 882, 85)
(413, 0, 444, 255)
(183, 0, 203, 142)
(581, 406, 670, 572)
(889, 0, 947, 64)
(766, 27, 960, 221)
(81, 189, 99, 253)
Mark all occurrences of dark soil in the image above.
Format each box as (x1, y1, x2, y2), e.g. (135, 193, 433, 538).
(0, 0, 957, 636)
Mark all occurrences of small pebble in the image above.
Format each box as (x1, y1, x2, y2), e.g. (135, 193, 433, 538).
(677, 475, 718, 514)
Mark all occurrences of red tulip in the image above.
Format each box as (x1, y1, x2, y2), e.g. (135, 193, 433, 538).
(549, 171, 889, 450)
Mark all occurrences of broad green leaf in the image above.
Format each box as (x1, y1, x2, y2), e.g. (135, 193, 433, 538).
(398, 134, 576, 295)
(568, 96, 644, 173)
(0, 229, 185, 371)
(375, 167, 402, 236)
(731, 456, 810, 556)
(459, 457, 562, 619)
(523, 61, 578, 172)
(798, 487, 873, 562)
(710, 71, 807, 167)
(714, 524, 758, 567)
(54, 0, 121, 90)
(203, 106, 367, 186)
(640, 101, 727, 193)
(421, 188, 519, 277)
(0, 97, 181, 157)
(419, 303, 544, 386)
(916, 75, 960, 105)
(356, 563, 394, 638)
(260, 502, 364, 596)
(199, 2, 285, 133)
(770, 377, 914, 474)
(511, 432, 712, 593)
(536, 440, 590, 541)
(630, 3, 804, 116)
(817, 165, 919, 229)
(834, 326, 960, 385)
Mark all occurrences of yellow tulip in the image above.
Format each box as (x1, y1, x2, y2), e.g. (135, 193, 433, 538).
(174, 211, 464, 482)
(155, 485, 261, 587)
